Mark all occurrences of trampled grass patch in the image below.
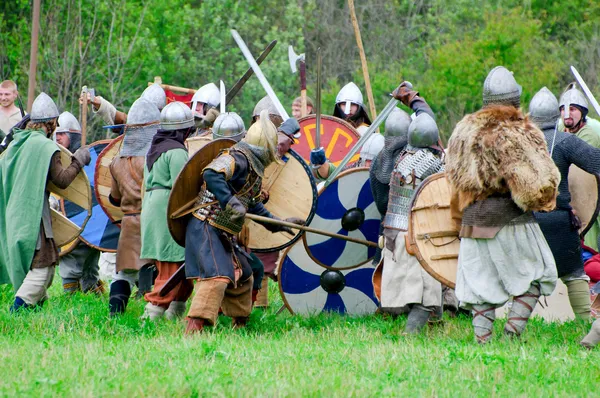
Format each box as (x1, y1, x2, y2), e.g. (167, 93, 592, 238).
(0, 280, 598, 397)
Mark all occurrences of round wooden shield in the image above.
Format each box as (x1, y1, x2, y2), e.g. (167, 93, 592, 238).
(57, 139, 121, 253)
(303, 168, 380, 269)
(278, 240, 379, 315)
(185, 136, 213, 156)
(48, 145, 92, 247)
(568, 165, 600, 238)
(167, 138, 237, 247)
(407, 173, 459, 288)
(95, 135, 124, 226)
(295, 115, 361, 166)
(246, 149, 318, 253)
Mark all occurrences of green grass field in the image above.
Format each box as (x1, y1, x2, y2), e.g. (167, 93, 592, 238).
(0, 279, 599, 397)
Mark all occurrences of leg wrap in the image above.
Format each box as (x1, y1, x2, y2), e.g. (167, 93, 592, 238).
(504, 283, 540, 336)
(222, 276, 254, 319)
(565, 279, 591, 320)
(255, 277, 269, 308)
(472, 304, 496, 344)
(581, 318, 600, 349)
(188, 279, 228, 326)
(165, 301, 187, 320)
(109, 279, 131, 316)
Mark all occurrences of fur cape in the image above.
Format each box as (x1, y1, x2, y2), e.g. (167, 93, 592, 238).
(446, 105, 559, 213)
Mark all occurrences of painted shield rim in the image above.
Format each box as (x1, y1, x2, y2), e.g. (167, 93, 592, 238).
(296, 115, 361, 165)
(407, 172, 457, 289)
(302, 167, 378, 270)
(248, 148, 318, 253)
(48, 144, 92, 248)
(167, 138, 237, 247)
(94, 135, 125, 228)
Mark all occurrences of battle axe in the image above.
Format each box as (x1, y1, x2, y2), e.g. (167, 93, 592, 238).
(288, 45, 308, 117)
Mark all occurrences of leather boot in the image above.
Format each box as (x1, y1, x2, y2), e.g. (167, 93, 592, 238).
(185, 317, 205, 336)
(141, 303, 166, 321)
(581, 319, 600, 349)
(10, 297, 31, 313)
(109, 280, 131, 316)
(232, 316, 249, 329)
(404, 305, 431, 334)
(565, 279, 591, 320)
(165, 301, 187, 320)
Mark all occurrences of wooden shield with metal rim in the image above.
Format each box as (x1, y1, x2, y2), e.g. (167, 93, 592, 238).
(48, 145, 92, 247)
(303, 167, 380, 269)
(185, 136, 213, 156)
(95, 135, 124, 226)
(278, 239, 379, 315)
(568, 165, 600, 238)
(167, 138, 236, 247)
(294, 115, 361, 166)
(246, 148, 318, 253)
(407, 173, 459, 288)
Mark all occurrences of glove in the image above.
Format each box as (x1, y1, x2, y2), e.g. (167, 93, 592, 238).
(392, 81, 419, 107)
(195, 108, 220, 129)
(277, 217, 305, 235)
(226, 196, 246, 225)
(73, 147, 91, 166)
(278, 117, 300, 138)
(310, 147, 327, 168)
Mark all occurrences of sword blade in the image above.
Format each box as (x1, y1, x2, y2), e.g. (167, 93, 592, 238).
(315, 47, 322, 149)
(231, 30, 289, 120)
(226, 40, 277, 105)
(571, 66, 600, 116)
(324, 97, 399, 187)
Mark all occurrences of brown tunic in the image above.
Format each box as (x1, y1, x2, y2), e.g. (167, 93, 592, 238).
(109, 156, 147, 272)
(32, 152, 83, 269)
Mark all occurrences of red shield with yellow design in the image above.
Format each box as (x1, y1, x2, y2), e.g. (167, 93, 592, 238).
(294, 115, 361, 166)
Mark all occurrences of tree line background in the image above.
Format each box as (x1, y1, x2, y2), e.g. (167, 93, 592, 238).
(1, 0, 599, 142)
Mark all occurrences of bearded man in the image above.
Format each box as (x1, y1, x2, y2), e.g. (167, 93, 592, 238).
(446, 66, 560, 344)
(0, 93, 91, 311)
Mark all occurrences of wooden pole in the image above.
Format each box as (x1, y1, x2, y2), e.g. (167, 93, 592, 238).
(80, 86, 88, 145)
(27, 0, 42, 112)
(347, 0, 378, 132)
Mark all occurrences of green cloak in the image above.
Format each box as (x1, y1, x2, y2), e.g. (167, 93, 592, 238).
(0, 129, 58, 290)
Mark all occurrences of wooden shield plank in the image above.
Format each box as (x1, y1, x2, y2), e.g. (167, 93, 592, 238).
(246, 149, 318, 253)
(294, 115, 361, 166)
(568, 165, 600, 238)
(407, 173, 459, 288)
(185, 136, 213, 156)
(167, 139, 236, 247)
(278, 239, 379, 315)
(303, 167, 380, 269)
(47, 145, 92, 246)
(95, 135, 124, 225)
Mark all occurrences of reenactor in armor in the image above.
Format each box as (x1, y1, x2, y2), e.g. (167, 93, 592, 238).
(0, 93, 91, 311)
(189, 83, 221, 138)
(251, 96, 300, 157)
(446, 66, 560, 343)
(377, 85, 444, 333)
(54, 112, 104, 295)
(184, 110, 304, 334)
(332, 82, 372, 135)
(107, 98, 160, 316)
(140, 102, 196, 320)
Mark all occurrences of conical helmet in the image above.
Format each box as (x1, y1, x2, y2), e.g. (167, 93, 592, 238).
(384, 107, 411, 139)
(529, 87, 559, 130)
(141, 83, 167, 111)
(213, 112, 246, 142)
(408, 113, 439, 148)
(121, 98, 160, 157)
(252, 96, 280, 118)
(191, 83, 220, 114)
(244, 109, 279, 166)
(160, 101, 194, 131)
(335, 82, 364, 114)
(55, 111, 81, 133)
(482, 66, 522, 108)
(559, 83, 588, 119)
(30, 92, 60, 122)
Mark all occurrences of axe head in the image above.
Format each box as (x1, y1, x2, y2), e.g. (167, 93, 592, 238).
(288, 45, 305, 74)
